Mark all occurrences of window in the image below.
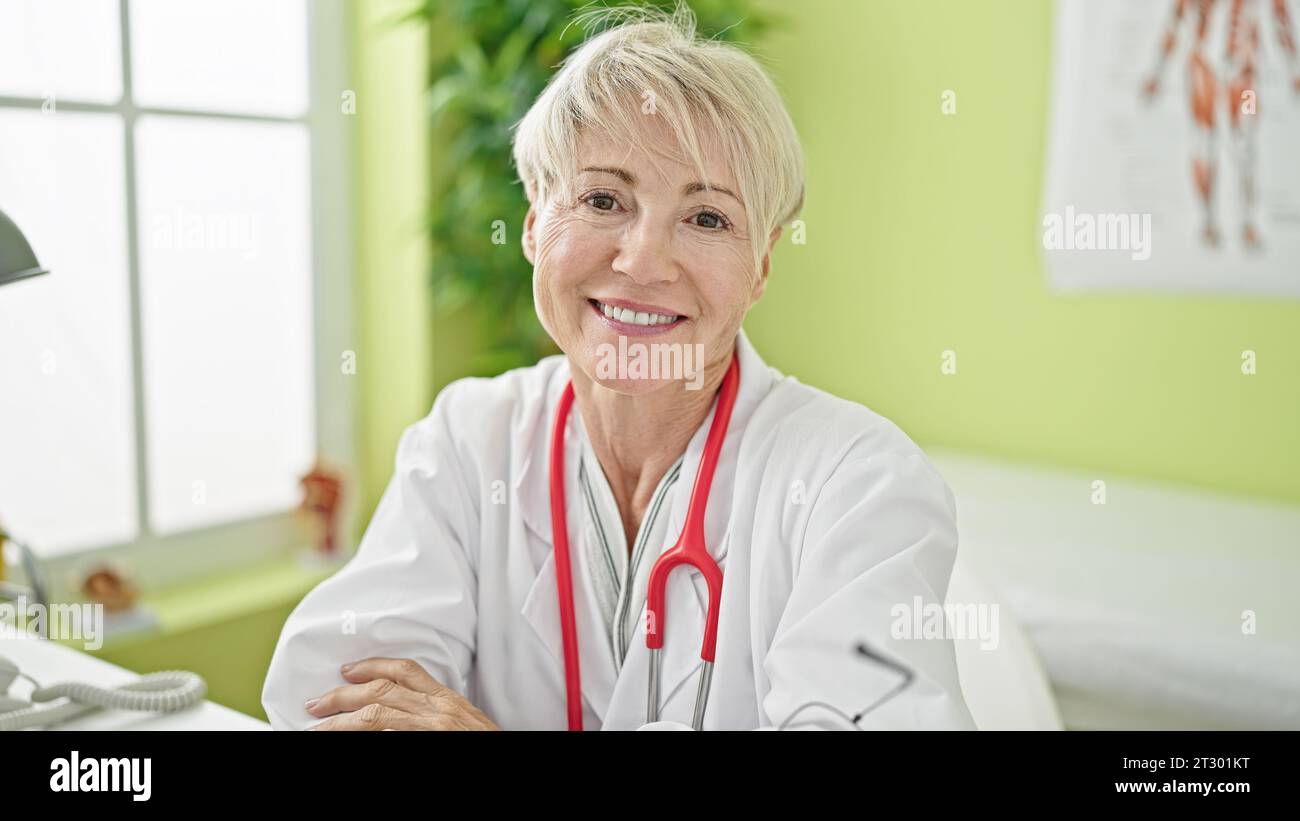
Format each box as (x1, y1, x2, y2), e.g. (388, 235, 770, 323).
(0, 0, 353, 595)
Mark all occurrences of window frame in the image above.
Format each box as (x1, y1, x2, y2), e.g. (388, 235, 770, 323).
(0, 0, 356, 600)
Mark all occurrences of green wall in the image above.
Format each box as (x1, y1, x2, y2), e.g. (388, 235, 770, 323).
(746, 0, 1299, 504)
(352, 0, 434, 523)
(351, 0, 488, 522)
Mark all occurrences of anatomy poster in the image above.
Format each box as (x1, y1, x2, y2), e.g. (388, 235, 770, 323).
(1043, 0, 1300, 296)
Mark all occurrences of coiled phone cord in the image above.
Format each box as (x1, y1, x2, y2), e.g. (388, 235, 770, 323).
(0, 671, 207, 731)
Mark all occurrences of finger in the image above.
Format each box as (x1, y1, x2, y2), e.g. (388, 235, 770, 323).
(339, 657, 449, 697)
(309, 703, 425, 732)
(306, 677, 437, 719)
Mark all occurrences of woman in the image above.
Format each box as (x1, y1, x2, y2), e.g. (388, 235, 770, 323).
(262, 8, 974, 731)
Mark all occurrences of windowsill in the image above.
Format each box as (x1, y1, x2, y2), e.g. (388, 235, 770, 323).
(40, 551, 347, 653)
(139, 552, 343, 635)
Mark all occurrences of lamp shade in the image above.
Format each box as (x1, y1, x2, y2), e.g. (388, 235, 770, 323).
(0, 208, 49, 286)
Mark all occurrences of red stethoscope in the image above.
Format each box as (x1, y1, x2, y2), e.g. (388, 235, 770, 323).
(548, 354, 740, 730)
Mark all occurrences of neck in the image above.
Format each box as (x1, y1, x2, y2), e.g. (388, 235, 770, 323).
(568, 346, 735, 551)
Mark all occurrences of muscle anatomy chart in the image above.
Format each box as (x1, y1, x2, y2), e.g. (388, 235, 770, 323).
(1044, 0, 1300, 295)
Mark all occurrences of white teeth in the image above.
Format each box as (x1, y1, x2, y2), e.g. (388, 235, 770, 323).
(596, 301, 678, 327)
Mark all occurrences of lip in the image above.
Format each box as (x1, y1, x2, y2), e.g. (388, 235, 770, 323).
(587, 298, 687, 337)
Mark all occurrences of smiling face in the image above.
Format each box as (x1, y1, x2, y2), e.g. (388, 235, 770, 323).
(522, 113, 779, 395)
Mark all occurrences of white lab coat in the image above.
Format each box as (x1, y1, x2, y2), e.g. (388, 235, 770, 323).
(262, 331, 975, 730)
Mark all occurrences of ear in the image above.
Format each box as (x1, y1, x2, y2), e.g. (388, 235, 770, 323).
(521, 205, 538, 265)
(752, 225, 783, 302)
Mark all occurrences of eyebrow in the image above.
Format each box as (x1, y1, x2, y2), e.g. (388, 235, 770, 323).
(581, 166, 741, 204)
(683, 181, 740, 202)
(582, 165, 635, 184)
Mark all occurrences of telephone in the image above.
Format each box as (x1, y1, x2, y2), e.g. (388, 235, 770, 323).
(0, 654, 207, 730)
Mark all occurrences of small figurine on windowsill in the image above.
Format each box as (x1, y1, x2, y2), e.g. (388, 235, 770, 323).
(78, 563, 159, 640)
(81, 565, 138, 613)
(299, 460, 344, 558)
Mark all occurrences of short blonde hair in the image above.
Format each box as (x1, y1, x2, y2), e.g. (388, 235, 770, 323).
(511, 4, 805, 263)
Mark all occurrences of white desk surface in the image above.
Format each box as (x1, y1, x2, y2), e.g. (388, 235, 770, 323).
(1, 635, 269, 730)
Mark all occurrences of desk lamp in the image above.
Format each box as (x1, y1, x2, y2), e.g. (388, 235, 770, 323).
(0, 207, 50, 607)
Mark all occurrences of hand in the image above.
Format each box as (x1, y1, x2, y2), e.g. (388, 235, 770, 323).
(305, 657, 499, 731)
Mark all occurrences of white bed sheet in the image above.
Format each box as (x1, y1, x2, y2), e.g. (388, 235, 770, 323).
(928, 449, 1300, 730)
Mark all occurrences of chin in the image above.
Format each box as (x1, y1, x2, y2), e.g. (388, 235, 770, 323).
(586, 371, 679, 396)
(577, 333, 710, 394)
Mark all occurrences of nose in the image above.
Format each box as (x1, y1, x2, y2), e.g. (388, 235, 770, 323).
(611, 215, 679, 286)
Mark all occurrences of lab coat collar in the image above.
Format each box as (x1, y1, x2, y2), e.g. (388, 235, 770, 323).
(515, 328, 775, 725)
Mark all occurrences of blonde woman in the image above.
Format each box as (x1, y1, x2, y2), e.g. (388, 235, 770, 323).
(264, 7, 974, 731)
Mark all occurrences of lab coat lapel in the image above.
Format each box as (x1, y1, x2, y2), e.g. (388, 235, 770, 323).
(517, 360, 619, 724)
(515, 358, 568, 547)
(519, 548, 620, 725)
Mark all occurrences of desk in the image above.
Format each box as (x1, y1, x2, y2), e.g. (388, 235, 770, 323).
(1, 636, 269, 730)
